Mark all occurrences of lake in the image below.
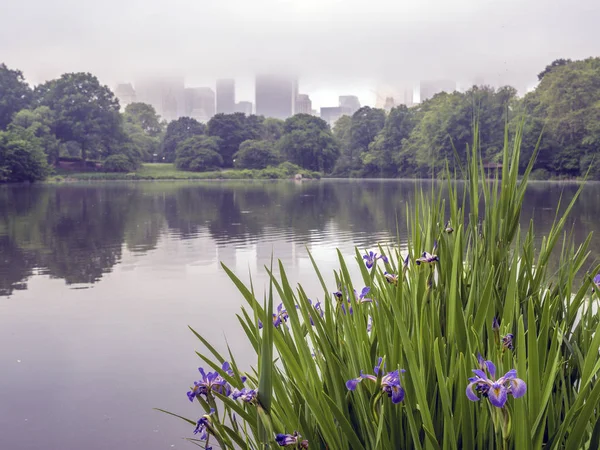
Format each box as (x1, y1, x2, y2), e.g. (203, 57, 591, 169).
(1, 179, 599, 450)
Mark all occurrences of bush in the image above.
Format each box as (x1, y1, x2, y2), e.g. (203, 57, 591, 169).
(102, 154, 134, 173)
(530, 168, 551, 180)
(175, 136, 223, 172)
(233, 140, 279, 169)
(163, 124, 600, 449)
(0, 133, 50, 182)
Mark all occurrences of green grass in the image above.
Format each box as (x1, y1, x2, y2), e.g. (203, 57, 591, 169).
(160, 123, 600, 449)
(47, 163, 322, 182)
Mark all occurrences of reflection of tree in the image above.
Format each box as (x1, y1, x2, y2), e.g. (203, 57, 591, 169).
(1, 180, 599, 296)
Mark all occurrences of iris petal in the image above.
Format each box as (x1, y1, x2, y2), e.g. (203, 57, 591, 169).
(486, 361, 496, 379)
(488, 384, 508, 407)
(510, 378, 527, 398)
(472, 369, 487, 379)
(391, 386, 405, 404)
(466, 382, 481, 402)
(346, 378, 361, 390)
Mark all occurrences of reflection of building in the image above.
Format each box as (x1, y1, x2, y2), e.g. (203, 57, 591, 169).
(184, 87, 215, 123)
(419, 80, 456, 102)
(255, 74, 296, 119)
(338, 95, 361, 115)
(114, 83, 136, 110)
(135, 77, 185, 122)
(235, 101, 253, 115)
(295, 94, 312, 115)
(216, 79, 235, 114)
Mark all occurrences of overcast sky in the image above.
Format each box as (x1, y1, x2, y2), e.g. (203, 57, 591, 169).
(1, 0, 599, 107)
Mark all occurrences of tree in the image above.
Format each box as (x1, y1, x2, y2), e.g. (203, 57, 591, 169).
(207, 113, 264, 167)
(278, 114, 340, 172)
(161, 117, 206, 163)
(538, 58, 572, 81)
(261, 118, 284, 142)
(350, 107, 386, 156)
(9, 106, 60, 164)
(124, 103, 163, 137)
(35, 72, 122, 161)
(0, 131, 50, 182)
(175, 135, 223, 171)
(0, 63, 33, 130)
(234, 140, 279, 169)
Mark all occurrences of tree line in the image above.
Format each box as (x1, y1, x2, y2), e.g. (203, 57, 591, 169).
(1, 57, 600, 182)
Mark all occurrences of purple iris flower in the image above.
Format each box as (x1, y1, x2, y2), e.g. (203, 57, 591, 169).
(307, 299, 324, 325)
(354, 286, 373, 303)
(346, 357, 406, 404)
(275, 431, 302, 446)
(502, 333, 514, 350)
(594, 273, 600, 287)
(187, 362, 240, 401)
(363, 251, 388, 269)
(193, 408, 214, 439)
(232, 387, 258, 404)
(415, 251, 439, 265)
(492, 317, 500, 331)
(384, 272, 398, 285)
(258, 303, 289, 329)
(466, 359, 526, 408)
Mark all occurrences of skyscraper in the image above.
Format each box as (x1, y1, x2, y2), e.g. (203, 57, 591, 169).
(216, 79, 235, 114)
(235, 101, 253, 115)
(295, 94, 312, 115)
(184, 87, 215, 123)
(114, 83, 136, 110)
(255, 74, 296, 119)
(338, 95, 361, 115)
(419, 80, 456, 102)
(135, 76, 185, 122)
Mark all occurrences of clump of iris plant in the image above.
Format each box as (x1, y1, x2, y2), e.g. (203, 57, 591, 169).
(363, 251, 388, 269)
(346, 357, 406, 404)
(275, 431, 308, 448)
(466, 359, 526, 408)
(187, 362, 241, 402)
(334, 287, 372, 314)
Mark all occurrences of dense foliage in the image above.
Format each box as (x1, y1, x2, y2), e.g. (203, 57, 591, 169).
(175, 135, 223, 171)
(1, 57, 600, 181)
(164, 128, 600, 450)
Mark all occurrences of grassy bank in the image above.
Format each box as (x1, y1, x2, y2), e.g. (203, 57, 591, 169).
(48, 163, 322, 182)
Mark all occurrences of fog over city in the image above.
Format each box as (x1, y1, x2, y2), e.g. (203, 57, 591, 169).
(1, 0, 599, 106)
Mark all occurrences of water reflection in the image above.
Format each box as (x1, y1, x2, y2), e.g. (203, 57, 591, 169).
(0, 180, 599, 296)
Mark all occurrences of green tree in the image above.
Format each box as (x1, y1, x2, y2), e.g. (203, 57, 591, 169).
(331, 115, 354, 176)
(34, 72, 122, 161)
(175, 135, 223, 171)
(124, 103, 163, 137)
(234, 140, 279, 169)
(538, 58, 572, 81)
(350, 107, 386, 157)
(207, 113, 264, 167)
(261, 118, 284, 142)
(161, 117, 206, 163)
(278, 114, 339, 172)
(0, 131, 50, 182)
(0, 63, 33, 130)
(9, 106, 60, 164)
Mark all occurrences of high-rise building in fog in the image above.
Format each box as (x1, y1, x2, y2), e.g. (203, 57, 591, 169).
(295, 94, 312, 115)
(384, 97, 396, 111)
(216, 79, 235, 114)
(419, 80, 456, 102)
(184, 87, 215, 123)
(339, 95, 361, 115)
(235, 101, 253, 115)
(114, 83, 136, 110)
(255, 74, 296, 119)
(135, 76, 185, 122)
(320, 107, 347, 127)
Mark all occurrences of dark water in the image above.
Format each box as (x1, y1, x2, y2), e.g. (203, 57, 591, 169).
(0, 180, 599, 450)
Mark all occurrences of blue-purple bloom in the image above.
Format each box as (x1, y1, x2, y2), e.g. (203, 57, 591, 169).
(466, 359, 526, 408)
(384, 272, 398, 285)
(307, 299, 324, 325)
(502, 333, 514, 350)
(354, 286, 373, 303)
(346, 357, 406, 404)
(366, 316, 373, 332)
(363, 251, 388, 269)
(594, 273, 600, 288)
(258, 303, 289, 329)
(275, 431, 303, 446)
(415, 251, 439, 265)
(232, 387, 258, 404)
(193, 408, 215, 439)
(187, 362, 243, 402)
(492, 317, 500, 331)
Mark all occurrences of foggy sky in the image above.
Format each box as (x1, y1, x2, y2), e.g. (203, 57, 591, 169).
(1, 0, 599, 107)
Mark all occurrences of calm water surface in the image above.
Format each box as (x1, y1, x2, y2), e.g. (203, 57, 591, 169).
(1, 180, 599, 450)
